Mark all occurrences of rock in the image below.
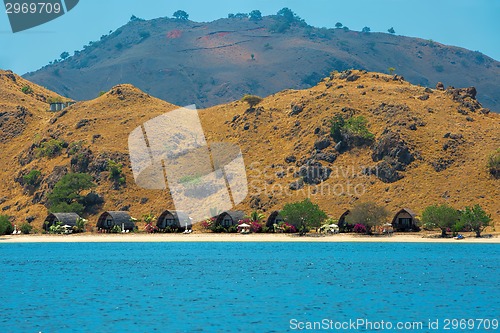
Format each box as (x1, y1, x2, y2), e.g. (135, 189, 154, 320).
(408, 124, 417, 131)
(2, 205, 10, 211)
(285, 155, 296, 163)
(289, 103, 304, 116)
(75, 119, 89, 129)
(346, 74, 360, 82)
(418, 94, 429, 101)
(466, 116, 474, 122)
(436, 82, 445, 90)
(25, 215, 36, 223)
(298, 164, 332, 185)
(276, 171, 285, 178)
(140, 197, 149, 204)
(314, 138, 331, 151)
(357, 85, 364, 89)
(46, 166, 68, 189)
(315, 152, 337, 163)
(289, 179, 304, 191)
(373, 160, 403, 183)
(431, 158, 453, 172)
(231, 115, 240, 122)
(0, 197, 6, 205)
(424, 87, 433, 93)
(338, 70, 352, 79)
(119, 205, 130, 211)
(243, 123, 250, 130)
(372, 131, 415, 168)
(83, 192, 104, 206)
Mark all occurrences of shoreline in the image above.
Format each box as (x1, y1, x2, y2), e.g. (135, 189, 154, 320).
(0, 233, 498, 243)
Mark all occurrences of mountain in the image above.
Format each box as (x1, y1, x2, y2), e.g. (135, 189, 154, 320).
(23, 15, 500, 111)
(1, 69, 499, 230)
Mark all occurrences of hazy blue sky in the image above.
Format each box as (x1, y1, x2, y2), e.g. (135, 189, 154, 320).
(1, 0, 499, 74)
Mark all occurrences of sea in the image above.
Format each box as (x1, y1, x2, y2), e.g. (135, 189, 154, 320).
(0, 242, 498, 333)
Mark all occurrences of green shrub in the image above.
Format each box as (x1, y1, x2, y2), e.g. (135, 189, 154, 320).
(49, 222, 64, 234)
(0, 215, 13, 235)
(23, 170, 42, 188)
(36, 139, 67, 158)
(21, 85, 33, 94)
(330, 115, 375, 149)
(20, 223, 33, 234)
(487, 148, 500, 178)
(111, 225, 122, 233)
(73, 218, 87, 233)
(108, 160, 125, 186)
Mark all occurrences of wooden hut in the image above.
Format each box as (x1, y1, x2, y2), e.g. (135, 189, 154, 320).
(215, 211, 245, 227)
(266, 210, 285, 229)
(43, 213, 81, 231)
(157, 210, 191, 231)
(392, 208, 419, 231)
(97, 211, 135, 231)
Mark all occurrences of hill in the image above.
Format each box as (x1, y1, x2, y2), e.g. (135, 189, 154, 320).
(0, 69, 499, 231)
(23, 15, 500, 111)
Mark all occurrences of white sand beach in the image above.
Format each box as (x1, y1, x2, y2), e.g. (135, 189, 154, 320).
(0, 233, 498, 243)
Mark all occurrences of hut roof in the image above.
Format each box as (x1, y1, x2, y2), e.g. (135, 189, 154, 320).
(97, 211, 135, 230)
(46, 213, 81, 224)
(158, 210, 191, 226)
(104, 211, 132, 222)
(217, 211, 245, 224)
(392, 208, 417, 223)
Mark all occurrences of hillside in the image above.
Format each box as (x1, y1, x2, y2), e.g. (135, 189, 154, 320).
(1, 69, 499, 231)
(23, 15, 500, 111)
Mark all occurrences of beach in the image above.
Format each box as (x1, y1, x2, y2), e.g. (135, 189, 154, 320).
(1, 232, 498, 243)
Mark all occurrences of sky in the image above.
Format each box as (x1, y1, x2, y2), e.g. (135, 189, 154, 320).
(0, 0, 499, 75)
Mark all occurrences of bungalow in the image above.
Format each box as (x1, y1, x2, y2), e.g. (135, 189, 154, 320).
(43, 212, 81, 231)
(157, 210, 191, 231)
(338, 210, 352, 232)
(97, 211, 135, 231)
(215, 211, 245, 227)
(266, 210, 285, 229)
(392, 208, 420, 232)
(49, 101, 76, 112)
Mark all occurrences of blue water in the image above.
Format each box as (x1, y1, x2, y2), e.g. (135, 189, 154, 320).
(0, 243, 498, 333)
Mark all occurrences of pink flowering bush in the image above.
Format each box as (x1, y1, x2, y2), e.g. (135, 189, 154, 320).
(353, 223, 367, 234)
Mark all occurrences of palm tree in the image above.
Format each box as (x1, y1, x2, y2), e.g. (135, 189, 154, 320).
(250, 210, 265, 223)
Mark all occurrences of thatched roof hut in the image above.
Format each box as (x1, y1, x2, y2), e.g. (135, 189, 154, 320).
(266, 210, 285, 228)
(215, 211, 245, 227)
(157, 210, 191, 230)
(392, 208, 419, 231)
(43, 213, 81, 231)
(97, 211, 135, 231)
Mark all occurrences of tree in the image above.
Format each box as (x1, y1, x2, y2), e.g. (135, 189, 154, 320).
(277, 7, 296, 22)
(362, 26, 371, 33)
(345, 202, 389, 234)
(421, 204, 460, 237)
(241, 94, 263, 109)
(249, 10, 262, 21)
(335, 22, 343, 29)
(60, 51, 69, 60)
(281, 198, 327, 235)
(388, 27, 395, 34)
(0, 215, 13, 235)
(460, 205, 492, 237)
(173, 10, 189, 20)
(388, 67, 396, 74)
(47, 173, 96, 215)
